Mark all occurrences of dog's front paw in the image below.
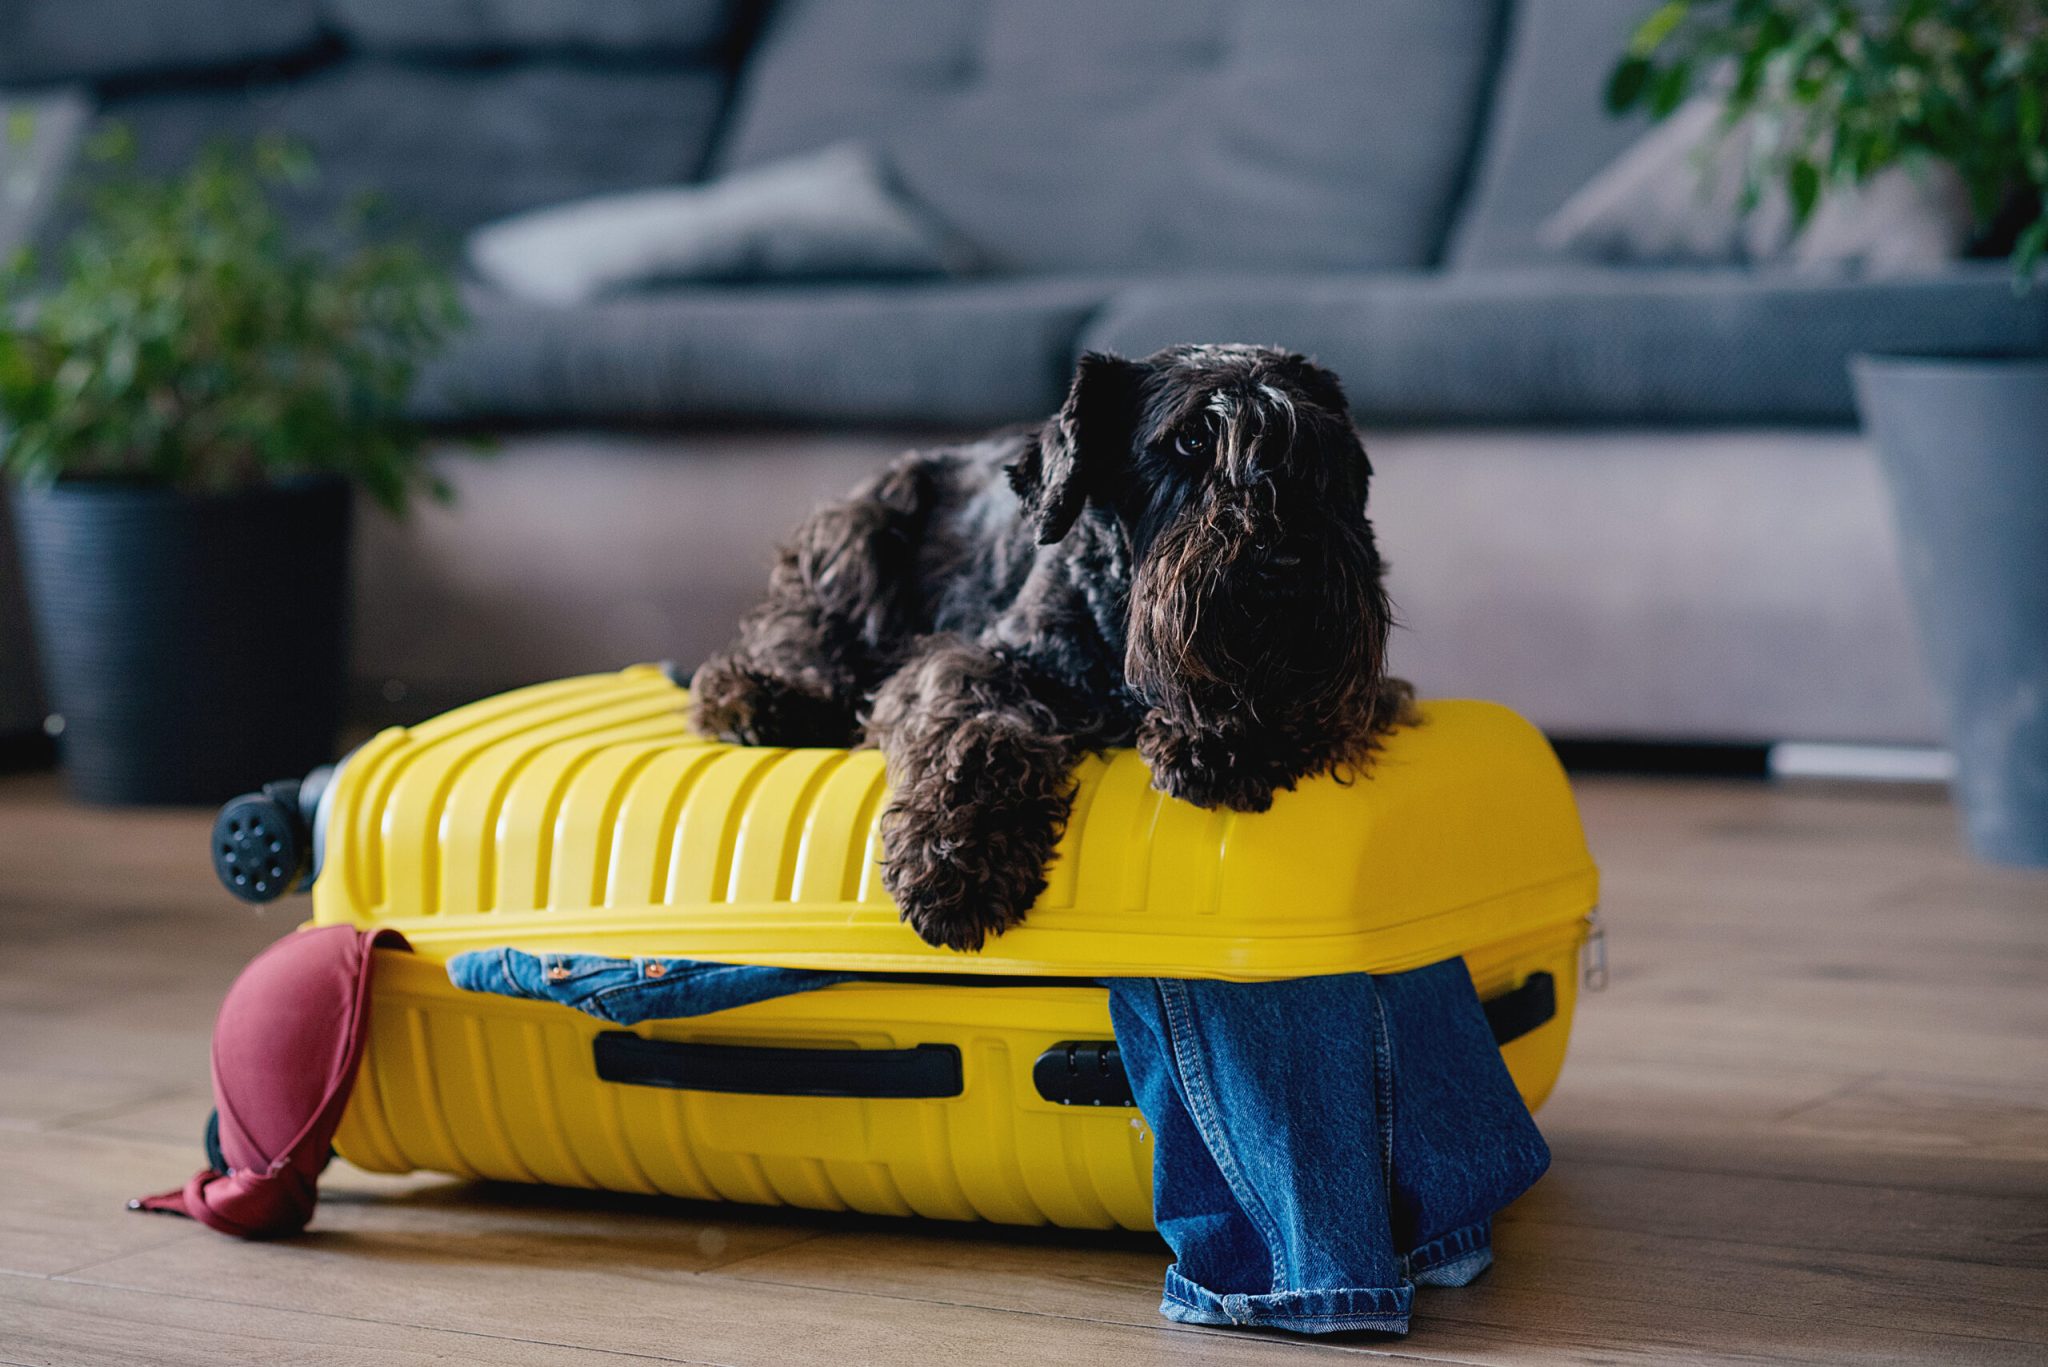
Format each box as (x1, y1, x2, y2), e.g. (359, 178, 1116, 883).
(880, 819, 1042, 952)
(867, 638, 1079, 951)
(688, 658, 856, 747)
(1137, 713, 1300, 813)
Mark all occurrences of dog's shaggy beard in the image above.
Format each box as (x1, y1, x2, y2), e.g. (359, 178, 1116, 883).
(1124, 495, 1393, 801)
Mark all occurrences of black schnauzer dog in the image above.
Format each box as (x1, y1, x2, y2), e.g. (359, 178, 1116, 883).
(691, 344, 1412, 951)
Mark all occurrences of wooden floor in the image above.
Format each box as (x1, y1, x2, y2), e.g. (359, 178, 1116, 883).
(0, 771, 2043, 1365)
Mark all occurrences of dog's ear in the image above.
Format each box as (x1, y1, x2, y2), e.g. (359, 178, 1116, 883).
(1280, 352, 1374, 485)
(1010, 351, 1142, 544)
(1276, 352, 1352, 416)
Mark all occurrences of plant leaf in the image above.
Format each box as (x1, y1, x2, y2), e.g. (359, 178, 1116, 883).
(1786, 158, 1822, 225)
(1606, 55, 1653, 113)
(1650, 58, 1695, 117)
(2014, 218, 2048, 294)
(1630, 1, 1692, 57)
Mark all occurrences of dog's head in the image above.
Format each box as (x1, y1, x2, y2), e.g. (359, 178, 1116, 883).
(1009, 344, 1395, 792)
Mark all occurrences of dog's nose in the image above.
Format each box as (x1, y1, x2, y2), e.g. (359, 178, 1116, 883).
(1255, 552, 1306, 589)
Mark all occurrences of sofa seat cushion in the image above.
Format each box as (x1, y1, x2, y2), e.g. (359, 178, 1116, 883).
(416, 277, 1117, 426)
(716, 0, 1506, 274)
(1081, 267, 2047, 424)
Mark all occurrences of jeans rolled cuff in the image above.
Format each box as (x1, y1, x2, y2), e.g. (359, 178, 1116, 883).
(1160, 1266, 1413, 1335)
(1406, 1219, 1494, 1288)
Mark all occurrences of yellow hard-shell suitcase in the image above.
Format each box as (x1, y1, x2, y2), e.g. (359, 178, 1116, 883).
(300, 665, 1598, 1231)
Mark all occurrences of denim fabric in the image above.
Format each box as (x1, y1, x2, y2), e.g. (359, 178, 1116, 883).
(448, 949, 1548, 1337)
(445, 948, 853, 1024)
(1103, 961, 1550, 1335)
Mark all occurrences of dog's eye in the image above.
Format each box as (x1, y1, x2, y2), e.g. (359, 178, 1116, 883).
(1172, 430, 1209, 460)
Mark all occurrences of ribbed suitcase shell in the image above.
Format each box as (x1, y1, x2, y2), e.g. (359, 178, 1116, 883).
(318, 666, 1598, 1230)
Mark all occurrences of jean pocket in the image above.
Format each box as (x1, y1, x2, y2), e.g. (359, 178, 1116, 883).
(539, 952, 631, 984)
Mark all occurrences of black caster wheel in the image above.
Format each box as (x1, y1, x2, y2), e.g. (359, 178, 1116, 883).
(204, 1108, 227, 1176)
(212, 781, 308, 903)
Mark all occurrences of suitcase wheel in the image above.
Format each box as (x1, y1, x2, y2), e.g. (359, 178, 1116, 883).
(212, 782, 310, 903)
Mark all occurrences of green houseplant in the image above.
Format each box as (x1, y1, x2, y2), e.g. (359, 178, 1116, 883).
(1610, 0, 2048, 866)
(1607, 0, 2047, 271)
(1, 131, 464, 803)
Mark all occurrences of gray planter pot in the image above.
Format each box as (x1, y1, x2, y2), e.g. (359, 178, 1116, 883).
(9, 477, 352, 805)
(1851, 355, 2048, 867)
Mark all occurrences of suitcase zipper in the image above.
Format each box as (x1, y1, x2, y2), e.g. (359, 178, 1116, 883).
(1582, 908, 1608, 991)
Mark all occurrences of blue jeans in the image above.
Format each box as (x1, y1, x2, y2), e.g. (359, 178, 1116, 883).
(448, 950, 1548, 1336)
(447, 948, 853, 1022)
(1105, 962, 1548, 1333)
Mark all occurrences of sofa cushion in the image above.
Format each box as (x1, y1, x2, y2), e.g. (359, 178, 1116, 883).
(468, 142, 969, 303)
(1539, 96, 1974, 276)
(323, 0, 738, 58)
(91, 57, 729, 245)
(1445, 0, 1660, 269)
(717, 0, 1506, 274)
(1081, 267, 2048, 424)
(0, 0, 323, 85)
(416, 277, 1115, 426)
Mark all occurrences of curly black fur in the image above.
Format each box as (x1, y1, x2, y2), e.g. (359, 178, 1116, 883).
(692, 344, 1412, 951)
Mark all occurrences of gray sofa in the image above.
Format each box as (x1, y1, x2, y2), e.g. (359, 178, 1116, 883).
(6, 0, 2043, 748)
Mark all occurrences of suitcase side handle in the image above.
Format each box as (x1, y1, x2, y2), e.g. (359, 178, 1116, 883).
(1480, 970, 1557, 1048)
(592, 1034, 963, 1099)
(1031, 972, 1560, 1107)
(590, 973, 1555, 1106)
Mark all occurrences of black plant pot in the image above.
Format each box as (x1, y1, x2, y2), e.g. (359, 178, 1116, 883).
(9, 477, 351, 805)
(1851, 355, 2048, 868)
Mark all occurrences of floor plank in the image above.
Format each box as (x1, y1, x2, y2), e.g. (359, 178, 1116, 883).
(0, 1129, 220, 1279)
(0, 1274, 735, 1367)
(2, 769, 2046, 1363)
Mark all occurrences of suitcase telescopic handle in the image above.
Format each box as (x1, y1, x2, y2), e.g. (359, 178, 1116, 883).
(588, 972, 1557, 1107)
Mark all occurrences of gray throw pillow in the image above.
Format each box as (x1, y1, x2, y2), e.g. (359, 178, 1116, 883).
(0, 88, 91, 259)
(467, 142, 971, 304)
(1540, 95, 1971, 275)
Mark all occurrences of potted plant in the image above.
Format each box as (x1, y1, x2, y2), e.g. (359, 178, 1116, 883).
(1, 132, 463, 804)
(1611, 0, 2048, 866)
